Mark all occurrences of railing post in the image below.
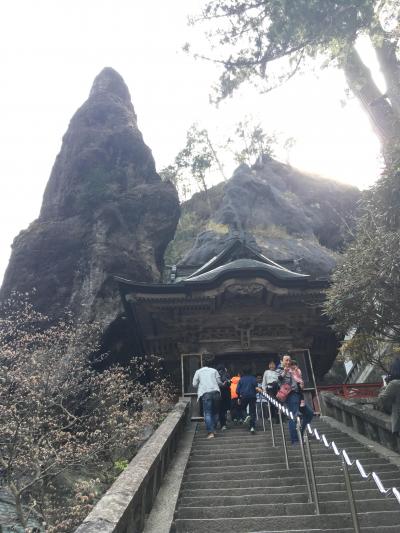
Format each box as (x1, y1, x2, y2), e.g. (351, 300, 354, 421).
(260, 399, 266, 432)
(278, 407, 290, 470)
(297, 416, 313, 504)
(267, 400, 276, 447)
(304, 429, 320, 514)
(341, 455, 361, 533)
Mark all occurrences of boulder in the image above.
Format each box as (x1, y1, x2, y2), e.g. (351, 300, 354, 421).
(168, 156, 360, 277)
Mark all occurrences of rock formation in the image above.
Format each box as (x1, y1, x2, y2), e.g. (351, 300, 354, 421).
(167, 155, 360, 277)
(1, 68, 180, 325)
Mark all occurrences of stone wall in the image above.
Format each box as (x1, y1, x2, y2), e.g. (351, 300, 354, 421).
(75, 398, 190, 533)
(320, 391, 400, 453)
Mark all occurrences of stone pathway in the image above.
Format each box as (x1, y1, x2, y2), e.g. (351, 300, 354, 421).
(172, 418, 400, 532)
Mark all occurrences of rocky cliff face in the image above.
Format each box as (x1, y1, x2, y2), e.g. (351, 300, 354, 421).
(167, 156, 360, 277)
(1, 68, 180, 324)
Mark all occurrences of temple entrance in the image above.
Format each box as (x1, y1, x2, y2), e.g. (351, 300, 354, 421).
(180, 353, 203, 419)
(178, 348, 319, 420)
(211, 352, 279, 378)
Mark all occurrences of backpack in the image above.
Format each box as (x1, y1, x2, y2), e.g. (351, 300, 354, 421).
(276, 383, 292, 402)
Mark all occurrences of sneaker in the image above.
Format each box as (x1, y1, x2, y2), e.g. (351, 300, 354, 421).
(207, 433, 215, 439)
(244, 415, 251, 424)
(221, 426, 227, 431)
(250, 427, 255, 434)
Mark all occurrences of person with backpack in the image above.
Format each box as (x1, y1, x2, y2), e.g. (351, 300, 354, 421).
(277, 354, 313, 444)
(193, 365, 223, 439)
(230, 371, 244, 423)
(237, 368, 260, 434)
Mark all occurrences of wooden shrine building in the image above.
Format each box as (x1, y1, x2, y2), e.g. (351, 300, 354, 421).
(114, 236, 338, 397)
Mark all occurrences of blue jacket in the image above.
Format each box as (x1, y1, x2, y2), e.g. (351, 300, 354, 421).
(237, 375, 258, 399)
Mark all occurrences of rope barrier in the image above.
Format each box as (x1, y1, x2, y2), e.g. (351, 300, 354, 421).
(306, 421, 400, 504)
(262, 391, 400, 506)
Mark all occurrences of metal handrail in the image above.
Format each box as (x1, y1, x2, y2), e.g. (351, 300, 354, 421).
(262, 392, 400, 506)
(306, 423, 400, 504)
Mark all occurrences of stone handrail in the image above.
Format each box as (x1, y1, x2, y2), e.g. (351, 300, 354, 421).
(320, 391, 400, 453)
(75, 398, 191, 533)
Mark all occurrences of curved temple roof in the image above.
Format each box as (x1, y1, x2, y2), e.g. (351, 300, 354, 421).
(114, 235, 329, 293)
(184, 258, 309, 282)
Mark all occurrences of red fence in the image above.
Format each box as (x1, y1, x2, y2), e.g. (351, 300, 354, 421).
(318, 382, 382, 399)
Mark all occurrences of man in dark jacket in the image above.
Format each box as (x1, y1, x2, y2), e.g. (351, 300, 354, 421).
(377, 358, 400, 434)
(237, 368, 259, 433)
(216, 364, 231, 430)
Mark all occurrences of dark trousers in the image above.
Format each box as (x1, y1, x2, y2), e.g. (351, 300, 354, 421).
(230, 398, 244, 421)
(265, 384, 279, 421)
(202, 391, 220, 433)
(240, 397, 256, 429)
(219, 388, 230, 427)
(285, 392, 314, 443)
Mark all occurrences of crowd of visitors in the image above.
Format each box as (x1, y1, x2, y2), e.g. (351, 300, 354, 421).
(192, 353, 314, 440)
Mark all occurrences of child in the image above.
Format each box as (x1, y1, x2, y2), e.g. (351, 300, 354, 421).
(290, 359, 305, 407)
(230, 372, 244, 423)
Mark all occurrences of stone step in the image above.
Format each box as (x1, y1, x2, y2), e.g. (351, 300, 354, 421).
(191, 435, 364, 446)
(186, 456, 388, 473)
(179, 492, 309, 507)
(256, 525, 399, 533)
(176, 501, 317, 519)
(175, 498, 399, 519)
(180, 478, 400, 498)
(181, 473, 400, 491)
(183, 463, 395, 482)
(179, 488, 399, 507)
(190, 444, 370, 458)
(173, 510, 400, 532)
(188, 451, 380, 466)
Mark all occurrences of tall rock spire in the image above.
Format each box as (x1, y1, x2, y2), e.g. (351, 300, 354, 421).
(41, 67, 156, 220)
(1, 68, 180, 324)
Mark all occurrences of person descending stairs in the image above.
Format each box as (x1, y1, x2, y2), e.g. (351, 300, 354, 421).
(171, 417, 400, 532)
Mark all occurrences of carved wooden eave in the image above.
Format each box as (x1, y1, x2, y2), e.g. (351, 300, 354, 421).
(113, 240, 332, 360)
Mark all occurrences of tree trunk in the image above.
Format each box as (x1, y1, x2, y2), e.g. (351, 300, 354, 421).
(344, 44, 399, 154)
(374, 34, 400, 119)
(14, 492, 27, 529)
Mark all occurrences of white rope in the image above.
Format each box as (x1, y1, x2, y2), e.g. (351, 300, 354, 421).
(261, 391, 400, 504)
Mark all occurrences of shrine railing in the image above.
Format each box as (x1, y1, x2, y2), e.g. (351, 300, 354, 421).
(318, 382, 381, 400)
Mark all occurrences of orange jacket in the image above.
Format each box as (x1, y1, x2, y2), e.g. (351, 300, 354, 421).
(230, 375, 241, 399)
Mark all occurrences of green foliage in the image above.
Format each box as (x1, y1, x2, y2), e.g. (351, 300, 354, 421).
(325, 146, 400, 359)
(206, 220, 230, 234)
(161, 119, 277, 201)
(164, 211, 203, 264)
(193, 0, 377, 100)
(340, 334, 397, 372)
(79, 164, 118, 210)
(253, 223, 290, 240)
(114, 459, 129, 473)
(160, 124, 226, 200)
(229, 118, 276, 164)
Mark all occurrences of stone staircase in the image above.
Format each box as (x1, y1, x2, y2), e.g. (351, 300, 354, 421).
(172, 418, 400, 532)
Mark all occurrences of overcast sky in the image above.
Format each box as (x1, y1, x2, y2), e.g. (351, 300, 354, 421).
(0, 1, 383, 284)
